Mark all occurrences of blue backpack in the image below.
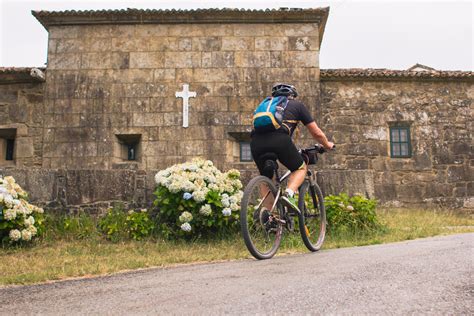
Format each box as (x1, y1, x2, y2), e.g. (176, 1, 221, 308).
(252, 96, 289, 133)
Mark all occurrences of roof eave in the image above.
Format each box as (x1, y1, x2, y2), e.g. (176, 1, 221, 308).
(31, 8, 329, 44)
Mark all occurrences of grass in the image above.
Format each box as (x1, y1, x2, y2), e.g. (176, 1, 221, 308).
(1, 208, 473, 286)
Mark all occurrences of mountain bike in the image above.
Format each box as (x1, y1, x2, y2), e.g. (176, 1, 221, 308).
(240, 144, 331, 260)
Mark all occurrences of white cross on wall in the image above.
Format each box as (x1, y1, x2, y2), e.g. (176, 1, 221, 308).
(175, 84, 197, 128)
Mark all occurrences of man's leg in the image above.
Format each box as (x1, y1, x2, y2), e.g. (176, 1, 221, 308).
(287, 164, 307, 193)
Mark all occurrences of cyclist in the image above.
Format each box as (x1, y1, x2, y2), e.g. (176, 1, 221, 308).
(250, 83, 334, 210)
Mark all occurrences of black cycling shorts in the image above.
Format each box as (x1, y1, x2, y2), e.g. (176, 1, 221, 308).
(250, 131, 305, 174)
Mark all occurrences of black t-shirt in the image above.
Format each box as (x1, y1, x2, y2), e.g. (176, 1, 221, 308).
(279, 99, 314, 136)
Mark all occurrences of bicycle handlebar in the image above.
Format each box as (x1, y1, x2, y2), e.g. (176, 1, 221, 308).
(300, 144, 335, 155)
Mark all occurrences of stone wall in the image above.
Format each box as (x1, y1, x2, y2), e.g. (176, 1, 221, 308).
(43, 22, 321, 172)
(0, 82, 44, 167)
(318, 78, 473, 208)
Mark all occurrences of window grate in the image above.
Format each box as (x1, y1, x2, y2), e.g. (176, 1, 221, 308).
(240, 142, 253, 162)
(6, 139, 14, 161)
(390, 127, 411, 158)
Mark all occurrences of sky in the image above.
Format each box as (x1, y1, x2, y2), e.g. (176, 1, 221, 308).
(0, 0, 472, 70)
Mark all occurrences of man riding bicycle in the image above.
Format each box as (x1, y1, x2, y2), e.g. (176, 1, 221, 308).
(250, 83, 334, 210)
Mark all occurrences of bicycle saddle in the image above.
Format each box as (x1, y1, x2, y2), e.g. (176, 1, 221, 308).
(260, 153, 278, 179)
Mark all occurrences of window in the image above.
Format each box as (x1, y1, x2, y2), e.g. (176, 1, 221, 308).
(390, 126, 411, 158)
(5, 139, 14, 161)
(0, 128, 16, 165)
(240, 142, 252, 162)
(114, 134, 141, 163)
(127, 143, 137, 161)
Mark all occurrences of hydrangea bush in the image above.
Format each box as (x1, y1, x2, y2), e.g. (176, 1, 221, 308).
(153, 159, 243, 238)
(324, 193, 383, 234)
(0, 176, 45, 244)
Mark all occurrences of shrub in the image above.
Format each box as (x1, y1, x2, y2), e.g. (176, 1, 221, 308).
(43, 213, 99, 240)
(324, 193, 383, 234)
(0, 176, 45, 244)
(153, 158, 242, 238)
(126, 209, 154, 241)
(98, 204, 154, 242)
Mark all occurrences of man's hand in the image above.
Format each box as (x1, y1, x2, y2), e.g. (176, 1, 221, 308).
(325, 142, 335, 150)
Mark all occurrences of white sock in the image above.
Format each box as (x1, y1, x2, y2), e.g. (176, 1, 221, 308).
(285, 188, 295, 198)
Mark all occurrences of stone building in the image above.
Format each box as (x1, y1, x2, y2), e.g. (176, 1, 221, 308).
(0, 8, 472, 211)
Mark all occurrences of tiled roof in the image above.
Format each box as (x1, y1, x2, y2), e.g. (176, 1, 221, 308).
(32, 8, 329, 26)
(0, 67, 46, 84)
(321, 68, 473, 81)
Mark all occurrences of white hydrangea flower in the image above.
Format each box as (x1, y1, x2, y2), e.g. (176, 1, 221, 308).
(230, 203, 240, 211)
(199, 204, 212, 216)
(179, 211, 193, 223)
(192, 189, 207, 203)
(4, 209, 16, 221)
(24, 216, 35, 227)
(21, 229, 32, 241)
(222, 208, 232, 216)
(229, 195, 238, 204)
(208, 183, 219, 191)
(346, 205, 354, 211)
(180, 222, 192, 232)
(140, 208, 147, 213)
(4, 194, 14, 208)
(9, 229, 21, 241)
(28, 225, 38, 236)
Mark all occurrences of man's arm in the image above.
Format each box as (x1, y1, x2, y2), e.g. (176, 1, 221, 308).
(305, 122, 334, 149)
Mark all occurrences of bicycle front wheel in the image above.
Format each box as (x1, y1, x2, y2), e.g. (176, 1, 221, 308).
(240, 176, 283, 260)
(298, 180, 326, 252)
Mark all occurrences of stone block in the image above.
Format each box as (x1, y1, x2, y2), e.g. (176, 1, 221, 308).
(177, 38, 193, 51)
(164, 52, 201, 68)
(65, 170, 136, 205)
(132, 113, 164, 127)
(48, 53, 81, 70)
(204, 52, 235, 68)
(56, 39, 85, 53)
(168, 25, 207, 37)
(154, 69, 176, 82)
(112, 37, 146, 52)
(233, 24, 265, 36)
(317, 170, 375, 198)
(255, 37, 288, 51)
(135, 25, 169, 37)
(192, 37, 222, 51)
(14, 137, 34, 158)
(49, 26, 80, 39)
(258, 68, 308, 82)
(228, 97, 260, 112)
(283, 51, 318, 68)
(221, 37, 254, 51)
(270, 51, 283, 68)
(110, 52, 131, 69)
(175, 69, 193, 83)
(235, 52, 270, 68)
(202, 24, 234, 36)
(264, 23, 319, 36)
(447, 165, 472, 182)
(81, 53, 114, 69)
(180, 140, 205, 155)
(192, 68, 238, 82)
(347, 159, 369, 170)
(71, 142, 98, 157)
(193, 96, 229, 112)
(129, 52, 165, 68)
(148, 37, 178, 51)
(288, 37, 319, 51)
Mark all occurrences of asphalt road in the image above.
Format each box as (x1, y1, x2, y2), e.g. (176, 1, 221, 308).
(1, 233, 472, 315)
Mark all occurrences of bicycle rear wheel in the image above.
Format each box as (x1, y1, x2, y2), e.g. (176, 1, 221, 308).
(298, 180, 326, 252)
(240, 176, 283, 260)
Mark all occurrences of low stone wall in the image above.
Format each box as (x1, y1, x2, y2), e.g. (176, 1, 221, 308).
(0, 168, 376, 213)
